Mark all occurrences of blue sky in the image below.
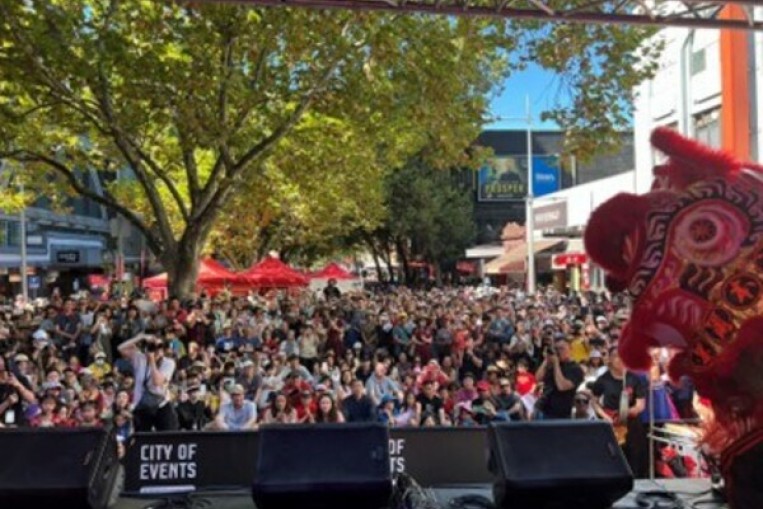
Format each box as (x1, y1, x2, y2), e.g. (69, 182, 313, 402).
(484, 63, 565, 131)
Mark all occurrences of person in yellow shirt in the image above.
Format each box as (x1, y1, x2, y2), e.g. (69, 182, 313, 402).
(568, 321, 590, 364)
(88, 351, 112, 382)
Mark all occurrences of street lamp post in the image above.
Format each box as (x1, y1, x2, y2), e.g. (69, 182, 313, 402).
(19, 182, 28, 303)
(489, 94, 536, 294)
(525, 96, 536, 295)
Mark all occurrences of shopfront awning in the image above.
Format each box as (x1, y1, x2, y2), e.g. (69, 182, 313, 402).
(484, 239, 566, 275)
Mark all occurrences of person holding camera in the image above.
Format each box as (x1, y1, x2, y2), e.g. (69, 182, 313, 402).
(118, 333, 178, 431)
(534, 338, 584, 419)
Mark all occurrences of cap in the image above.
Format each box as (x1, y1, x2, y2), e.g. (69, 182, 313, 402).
(42, 381, 63, 390)
(186, 384, 201, 393)
(95, 352, 107, 359)
(229, 384, 245, 395)
(380, 394, 397, 406)
(240, 359, 254, 368)
(32, 329, 49, 342)
(496, 360, 510, 371)
(499, 378, 511, 387)
(192, 360, 206, 369)
(486, 365, 499, 373)
(14, 353, 29, 363)
(476, 380, 491, 392)
(315, 384, 328, 392)
(590, 350, 603, 359)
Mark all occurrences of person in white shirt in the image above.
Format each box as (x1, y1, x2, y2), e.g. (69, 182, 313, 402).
(118, 333, 178, 431)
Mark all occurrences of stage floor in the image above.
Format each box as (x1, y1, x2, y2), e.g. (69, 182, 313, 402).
(115, 479, 726, 509)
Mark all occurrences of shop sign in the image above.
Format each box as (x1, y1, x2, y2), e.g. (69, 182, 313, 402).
(552, 252, 588, 270)
(56, 250, 81, 264)
(534, 201, 567, 230)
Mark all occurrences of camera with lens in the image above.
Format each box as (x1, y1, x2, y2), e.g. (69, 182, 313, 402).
(544, 345, 557, 357)
(143, 337, 163, 353)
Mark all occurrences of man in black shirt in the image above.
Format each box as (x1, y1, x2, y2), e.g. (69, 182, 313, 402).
(535, 338, 584, 419)
(416, 380, 445, 425)
(176, 385, 211, 430)
(342, 379, 375, 422)
(592, 348, 648, 477)
(495, 378, 525, 421)
(323, 279, 341, 301)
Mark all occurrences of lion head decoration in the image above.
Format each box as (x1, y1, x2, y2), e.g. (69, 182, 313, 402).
(585, 128, 763, 457)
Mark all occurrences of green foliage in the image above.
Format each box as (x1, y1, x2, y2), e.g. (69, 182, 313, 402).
(0, 0, 661, 292)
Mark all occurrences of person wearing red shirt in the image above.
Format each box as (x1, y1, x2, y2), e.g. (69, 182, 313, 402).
(295, 390, 318, 423)
(514, 359, 537, 397)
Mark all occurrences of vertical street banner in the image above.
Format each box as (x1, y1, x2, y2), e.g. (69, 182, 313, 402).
(478, 155, 560, 201)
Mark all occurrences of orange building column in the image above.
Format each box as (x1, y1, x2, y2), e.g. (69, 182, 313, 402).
(720, 6, 751, 159)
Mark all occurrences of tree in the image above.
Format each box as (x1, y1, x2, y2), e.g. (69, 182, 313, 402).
(208, 111, 387, 269)
(364, 158, 475, 284)
(0, 2, 516, 295)
(0, 1, 661, 295)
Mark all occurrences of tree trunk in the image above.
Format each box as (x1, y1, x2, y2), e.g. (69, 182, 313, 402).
(396, 237, 411, 285)
(383, 247, 396, 284)
(163, 229, 207, 299)
(370, 249, 383, 283)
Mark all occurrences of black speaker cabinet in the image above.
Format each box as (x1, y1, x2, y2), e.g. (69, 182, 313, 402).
(252, 423, 392, 509)
(0, 427, 120, 509)
(488, 421, 634, 509)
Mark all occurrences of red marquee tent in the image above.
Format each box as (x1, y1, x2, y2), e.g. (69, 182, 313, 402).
(143, 258, 241, 293)
(310, 262, 356, 280)
(242, 257, 309, 288)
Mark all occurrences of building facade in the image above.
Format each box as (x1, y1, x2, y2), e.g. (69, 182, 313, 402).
(525, 5, 763, 292)
(468, 130, 634, 244)
(0, 170, 146, 298)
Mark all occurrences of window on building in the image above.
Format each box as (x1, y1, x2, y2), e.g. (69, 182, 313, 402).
(0, 220, 21, 247)
(690, 49, 706, 76)
(694, 110, 721, 149)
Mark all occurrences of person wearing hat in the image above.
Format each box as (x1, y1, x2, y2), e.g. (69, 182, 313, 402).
(377, 393, 398, 426)
(237, 359, 259, 400)
(471, 380, 498, 425)
(535, 337, 585, 420)
(87, 351, 112, 382)
(211, 384, 257, 431)
(177, 384, 211, 431)
(117, 333, 178, 431)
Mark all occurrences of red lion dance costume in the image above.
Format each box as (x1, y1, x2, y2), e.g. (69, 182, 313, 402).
(585, 128, 763, 509)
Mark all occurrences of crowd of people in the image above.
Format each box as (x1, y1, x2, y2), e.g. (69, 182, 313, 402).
(0, 280, 702, 476)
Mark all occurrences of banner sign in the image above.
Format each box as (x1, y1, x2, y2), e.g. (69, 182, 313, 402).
(532, 156, 561, 198)
(477, 155, 561, 202)
(123, 427, 491, 495)
(533, 200, 568, 231)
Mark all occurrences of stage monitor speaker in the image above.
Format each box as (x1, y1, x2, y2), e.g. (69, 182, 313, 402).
(0, 427, 120, 509)
(488, 421, 634, 509)
(252, 423, 392, 509)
